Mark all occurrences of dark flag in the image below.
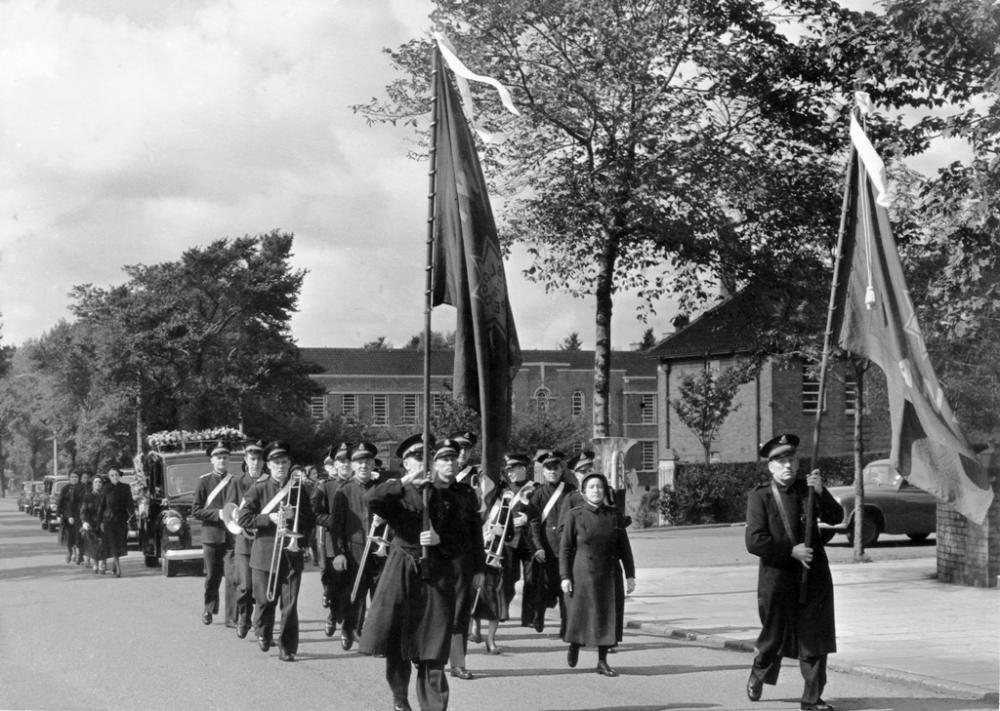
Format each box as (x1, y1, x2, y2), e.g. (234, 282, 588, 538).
(431, 49, 522, 492)
(832, 138, 991, 523)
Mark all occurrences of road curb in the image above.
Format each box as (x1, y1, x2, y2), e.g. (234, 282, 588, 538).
(626, 620, 997, 703)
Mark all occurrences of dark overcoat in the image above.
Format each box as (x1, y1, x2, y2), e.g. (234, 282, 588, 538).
(745, 479, 844, 659)
(79, 489, 105, 560)
(192, 471, 234, 546)
(559, 501, 635, 647)
(528, 480, 573, 607)
(101, 481, 135, 558)
(227, 471, 261, 556)
(311, 477, 346, 554)
(358, 478, 484, 663)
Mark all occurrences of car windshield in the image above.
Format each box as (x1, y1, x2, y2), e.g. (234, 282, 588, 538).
(164, 463, 205, 498)
(863, 462, 903, 490)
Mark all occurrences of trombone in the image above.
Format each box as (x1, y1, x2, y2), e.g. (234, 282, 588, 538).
(350, 516, 389, 604)
(265, 475, 303, 602)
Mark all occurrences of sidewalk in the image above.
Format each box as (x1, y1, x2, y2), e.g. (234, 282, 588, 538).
(624, 558, 999, 701)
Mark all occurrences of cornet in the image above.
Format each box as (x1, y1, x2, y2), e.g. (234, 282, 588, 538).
(265, 476, 303, 603)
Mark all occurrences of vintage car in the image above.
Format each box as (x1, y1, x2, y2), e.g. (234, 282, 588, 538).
(41, 477, 71, 532)
(139, 447, 241, 577)
(819, 458, 937, 546)
(17, 481, 39, 512)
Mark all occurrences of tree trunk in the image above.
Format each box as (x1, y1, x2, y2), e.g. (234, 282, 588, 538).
(592, 236, 620, 438)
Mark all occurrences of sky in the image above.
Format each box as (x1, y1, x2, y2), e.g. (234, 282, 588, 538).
(0, 0, 960, 352)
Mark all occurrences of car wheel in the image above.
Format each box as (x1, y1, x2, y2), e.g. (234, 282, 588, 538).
(41, 519, 48, 530)
(818, 528, 836, 544)
(162, 557, 177, 578)
(144, 555, 159, 568)
(847, 516, 880, 547)
(906, 533, 930, 542)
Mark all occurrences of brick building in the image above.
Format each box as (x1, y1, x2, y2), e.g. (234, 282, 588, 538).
(647, 294, 891, 469)
(299, 347, 659, 474)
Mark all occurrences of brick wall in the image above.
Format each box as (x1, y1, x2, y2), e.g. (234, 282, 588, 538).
(936, 473, 1000, 588)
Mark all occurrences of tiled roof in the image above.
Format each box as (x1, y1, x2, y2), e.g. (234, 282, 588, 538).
(299, 347, 656, 377)
(646, 291, 768, 360)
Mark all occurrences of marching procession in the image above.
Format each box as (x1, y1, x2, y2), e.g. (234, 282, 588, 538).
(177, 433, 636, 711)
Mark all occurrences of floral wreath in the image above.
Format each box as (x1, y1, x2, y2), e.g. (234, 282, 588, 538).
(147, 426, 244, 452)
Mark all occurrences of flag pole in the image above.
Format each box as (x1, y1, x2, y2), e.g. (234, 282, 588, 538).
(420, 48, 442, 581)
(801, 148, 856, 603)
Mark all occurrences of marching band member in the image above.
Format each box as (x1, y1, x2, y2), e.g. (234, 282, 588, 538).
(192, 441, 236, 626)
(527, 450, 574, 636)
(238, 441, 315, 662)
(228, 439, 267, 639)
(359, 434, 485, 711)
(312, 441, 352, 637)
(331, 440, 383, 651)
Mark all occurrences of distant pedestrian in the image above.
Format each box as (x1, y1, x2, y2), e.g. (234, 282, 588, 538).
(745, 433, 844, 711)
(559, 471, 635, 677)
(79, 475, 107, 574)
(57, 471, 81, 564)
(101, 468, 135, 577)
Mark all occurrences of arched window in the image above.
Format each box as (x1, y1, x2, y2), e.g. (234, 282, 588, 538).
(532, 386, 551, 414)
(571, 390, 585, 417)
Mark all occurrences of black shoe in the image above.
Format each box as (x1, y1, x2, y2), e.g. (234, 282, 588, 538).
(567, 645, 579, 668)
(801, 701, 834, 711)
(533, 615, 544, 633)
(747, 673, 763, 702)
(325, 620, 336, 637)
(449, 666, 473, 680)
(236, 623, 249, 640)
(596, 660, 619, 677)
(341, 632, 354, 651)
(278, 648, 296, 662)
(201, 612, 213, 625)
(257, 636, 271, 652)
(322, 596, 330, 609)
(393, 701, 412, 711)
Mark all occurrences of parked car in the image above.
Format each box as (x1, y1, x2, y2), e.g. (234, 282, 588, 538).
(819, 458, 937, 546)
(17, 481, 38, 512)
(42, 477, 71, 532)
(139, 447, 240, 577)
(27, 481, 46, 516)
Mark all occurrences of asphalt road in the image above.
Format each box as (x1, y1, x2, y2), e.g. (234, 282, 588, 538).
(3, 499, 986, 711)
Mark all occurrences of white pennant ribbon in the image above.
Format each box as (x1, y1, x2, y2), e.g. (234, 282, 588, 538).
(850, 92, 891, 207)
(435, 32, 519, 143)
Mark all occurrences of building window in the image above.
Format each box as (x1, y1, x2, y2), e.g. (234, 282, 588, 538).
(341, 394, 358, 418)
(532, 386, 551, 414)
(432, 393, 444, 416)
(571, 390, 585, 417)
(639, 394, 656, 424)
(309, 396, 327, 421)
(844, 374, 857, 417)
(402, 394, 418, 425)
(372, 395, 388, 425)
(640, 441, 656, 471)
(802, 365, 821, 414)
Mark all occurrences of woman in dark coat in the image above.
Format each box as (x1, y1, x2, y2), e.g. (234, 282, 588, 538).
(101, 468, 135, 577)
(559, 472, 636, 677)
(79, 475, 107, 574)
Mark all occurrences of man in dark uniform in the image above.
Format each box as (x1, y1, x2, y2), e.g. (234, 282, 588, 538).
(331, 440, 382, 651)
(238, 441, 315, 662)
(228, 439, 267, 639)
(498, 453, 538, 626)
(312, 441, 352, 636)
(359, 434, 485, 711)
(192, 441, 236, 626)
(527, 450, 573, 635)
(745, 433, 843, 711)
(452, 431, 490, 517)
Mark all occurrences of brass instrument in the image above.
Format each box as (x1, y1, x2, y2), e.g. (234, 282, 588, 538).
(483, 490, 515, 569)
(222, 501, 254, 538)
(350, 516, 389, 604)
(265, 477, 303, 602)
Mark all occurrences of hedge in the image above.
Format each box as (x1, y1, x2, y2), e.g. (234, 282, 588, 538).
(657, 452, 888, 526)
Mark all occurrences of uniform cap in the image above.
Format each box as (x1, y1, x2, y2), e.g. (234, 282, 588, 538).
(243, 440, 265, 455)
(351, 441, 378, 461)
(265, 440, 291, 461)
(504, 453, 531, 469)
(208, 441, 230, 457)
(535, 450, 565, 466)
(396, 433, 433, 460)
(567, 450, 595, 472)
(433, 439, 460, 460)
(450, 431, 477, 449)
(759, 433, 800, 460)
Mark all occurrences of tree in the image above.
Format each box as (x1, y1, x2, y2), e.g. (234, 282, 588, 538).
(363, 336, 393, 351)
(559, 332, 583, 351)
(357, 0, 872, 439)
(507, 408, 588, 461)
(402, 331, 455, 350)
(636, 328, 657, 351)
(671, 361, 760, 464)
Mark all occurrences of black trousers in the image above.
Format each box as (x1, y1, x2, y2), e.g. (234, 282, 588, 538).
(251, 555, 302, 654)
(386, 652, 449, 711)
(202, 542, 228, 615)
(234, 551, 253, 626)
(750, 652, 828, 704)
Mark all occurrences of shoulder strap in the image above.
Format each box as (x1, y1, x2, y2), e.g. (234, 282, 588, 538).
(261, 480, 293, 515)
(204, 473, 232, 509)
(769, 480, 796, 543)
(541, 482, 566, 523)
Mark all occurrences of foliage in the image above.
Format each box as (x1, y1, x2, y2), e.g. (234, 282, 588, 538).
(670, 360, 761, 463)
(402, 330, 455, 350)
(636, 328, 657, 351)
(559, 332, 583, 351)
(363, 336, 393, 351)
(631, 487, 660, 529)
(507, 407, 588, 460)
